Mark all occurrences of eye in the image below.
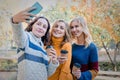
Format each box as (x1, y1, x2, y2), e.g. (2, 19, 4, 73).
(70, 26, 74, 29)
(55, 25, 58, 28)
(43, 25, 47, 29)
(37, 22, 41, 26)
(60, 26, 64, 30)
(75, 25, 79, 28)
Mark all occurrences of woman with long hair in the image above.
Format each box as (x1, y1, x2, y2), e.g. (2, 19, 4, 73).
(47, 20, 73, 80)
(70, 16, 99, 80)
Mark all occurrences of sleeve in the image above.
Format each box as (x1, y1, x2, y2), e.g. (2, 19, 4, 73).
(11, 20, 27, 49)
(79, 43, 99, 80)
(47, 60, 59, 77)
(89, 43, 99, 80)
(59, 43, 73, 80)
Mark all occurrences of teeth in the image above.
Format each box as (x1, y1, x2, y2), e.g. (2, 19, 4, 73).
(55, 31, 60, 34)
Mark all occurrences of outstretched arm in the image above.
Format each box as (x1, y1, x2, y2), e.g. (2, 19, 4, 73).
(11, 7, 35, 48)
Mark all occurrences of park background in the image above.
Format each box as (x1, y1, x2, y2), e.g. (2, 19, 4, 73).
(0, 0, 120, 80)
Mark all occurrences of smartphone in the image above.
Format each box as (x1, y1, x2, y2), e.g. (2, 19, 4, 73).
(29, 2, 43, 15)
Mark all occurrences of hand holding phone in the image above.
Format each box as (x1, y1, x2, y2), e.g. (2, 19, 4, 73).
(12, 2, 43, 23)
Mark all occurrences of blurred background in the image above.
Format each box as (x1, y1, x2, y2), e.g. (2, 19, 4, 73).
(0, 0, 120, 80)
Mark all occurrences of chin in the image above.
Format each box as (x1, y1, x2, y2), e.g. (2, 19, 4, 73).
(54, 36, 60, 38)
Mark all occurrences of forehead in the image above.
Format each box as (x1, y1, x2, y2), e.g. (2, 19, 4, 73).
(37, 18, 48, 26)
(56, 22, 66, 27)
(71, 20, 79, 25)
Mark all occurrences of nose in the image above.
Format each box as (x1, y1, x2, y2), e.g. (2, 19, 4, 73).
(72, 27, 76, 31)
(56, 26, 61, 31)
(41, 24, 44, 27)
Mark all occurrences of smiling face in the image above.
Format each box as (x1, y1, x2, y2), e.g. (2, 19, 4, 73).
(70, 20, 83, 38)
(52, 21, 66, 38)
(32, 18, 48, 38)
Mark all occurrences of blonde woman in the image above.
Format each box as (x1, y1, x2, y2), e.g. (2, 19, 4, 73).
(47, 20, 73, 80)
(70, 16, 99, 80)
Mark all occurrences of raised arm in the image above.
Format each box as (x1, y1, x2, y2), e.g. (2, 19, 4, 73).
(11, 7, 35, 48)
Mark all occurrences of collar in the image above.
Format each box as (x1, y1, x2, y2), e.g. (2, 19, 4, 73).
(30, 32, 43, 46)
(52, 36, 64, 46)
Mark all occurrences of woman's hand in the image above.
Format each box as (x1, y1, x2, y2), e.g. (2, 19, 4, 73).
(46, 48, 58, 64)
(12, 7, 36, 23)
(72, 66, 81, 79)
(57, 56, 67, 64)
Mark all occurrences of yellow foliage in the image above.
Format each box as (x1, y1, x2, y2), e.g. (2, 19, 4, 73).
(72, 0, 76, 2)
(101, 16, 120, 43)
(61, 7, 66, 12)
(71, 6, 77, 12)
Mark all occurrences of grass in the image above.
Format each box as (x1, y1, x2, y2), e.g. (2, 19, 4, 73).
(99, 62, 120, 71)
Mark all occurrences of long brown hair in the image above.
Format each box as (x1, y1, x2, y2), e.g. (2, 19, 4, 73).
(25, 16, 50, 45)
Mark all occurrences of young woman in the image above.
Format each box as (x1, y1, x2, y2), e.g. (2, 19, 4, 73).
(70, 16, 99, 80)
(47, 20, 73, 80)
(11, 7, 59, 80)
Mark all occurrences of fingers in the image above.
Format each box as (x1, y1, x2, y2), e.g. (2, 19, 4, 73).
(58, 56, 67, 61)
(47, 48, 56, 56)
(47, 49, 57, 59)
(72, 69, 81, 79)
(26, 13, 36, 17)
(23, 7, 36, 12)
(12, 7, 37, 23)
(58, 56, 67, 64)
(51, 56, 58, 64)
(22, 7, 36, 17)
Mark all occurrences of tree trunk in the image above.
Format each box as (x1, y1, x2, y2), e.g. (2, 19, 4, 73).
(113, 41, 120, 71)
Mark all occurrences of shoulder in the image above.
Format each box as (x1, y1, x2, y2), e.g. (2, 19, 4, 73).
(63, 42, 71, 47)
(88, 42, 98, 51)
(89, 42, 97, 48)
(24, 32, 35, 42)
(62, 42, 72, 49)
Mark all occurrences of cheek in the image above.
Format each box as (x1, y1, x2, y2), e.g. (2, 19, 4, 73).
(53, 28, 57, 32)
(52, 29, 55, 32)
(43, 29, 47, 35)
(77, 27, 82, 32)
(52, 29, 57, 35)
(44, 27, 49, 33)
(79, 26, 83, 30)
(71, 29, 75, 33)
(32, 25, 37, 30)
(80, 28, 83, 32)
(32, 26, 35, 32)
(62, 29, 65, 33)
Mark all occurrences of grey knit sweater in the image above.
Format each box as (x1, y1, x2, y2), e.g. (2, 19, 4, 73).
(11, 23, 59, 80)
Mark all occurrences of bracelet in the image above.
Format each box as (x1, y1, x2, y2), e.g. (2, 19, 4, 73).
(11, 17, 18, 24)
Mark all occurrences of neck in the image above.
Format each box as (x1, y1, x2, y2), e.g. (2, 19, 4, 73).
(52, 36, 64, 45)
(76, 33, 85, 45)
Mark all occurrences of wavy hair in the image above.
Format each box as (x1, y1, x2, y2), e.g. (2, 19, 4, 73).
(48, 20, 71, 48)
(70, 16, 92, 47)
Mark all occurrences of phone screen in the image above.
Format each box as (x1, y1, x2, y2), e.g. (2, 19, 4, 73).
(29, 2, 43, 15)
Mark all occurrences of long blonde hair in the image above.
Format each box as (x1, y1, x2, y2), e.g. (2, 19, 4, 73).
(70, 16, 92, 47)
(48, 20, 71, 48)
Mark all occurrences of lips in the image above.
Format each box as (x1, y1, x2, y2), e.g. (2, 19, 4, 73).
(54, 31, 61, 35)
(72, 31, 78, 35)
(37, 29, 44, 33)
